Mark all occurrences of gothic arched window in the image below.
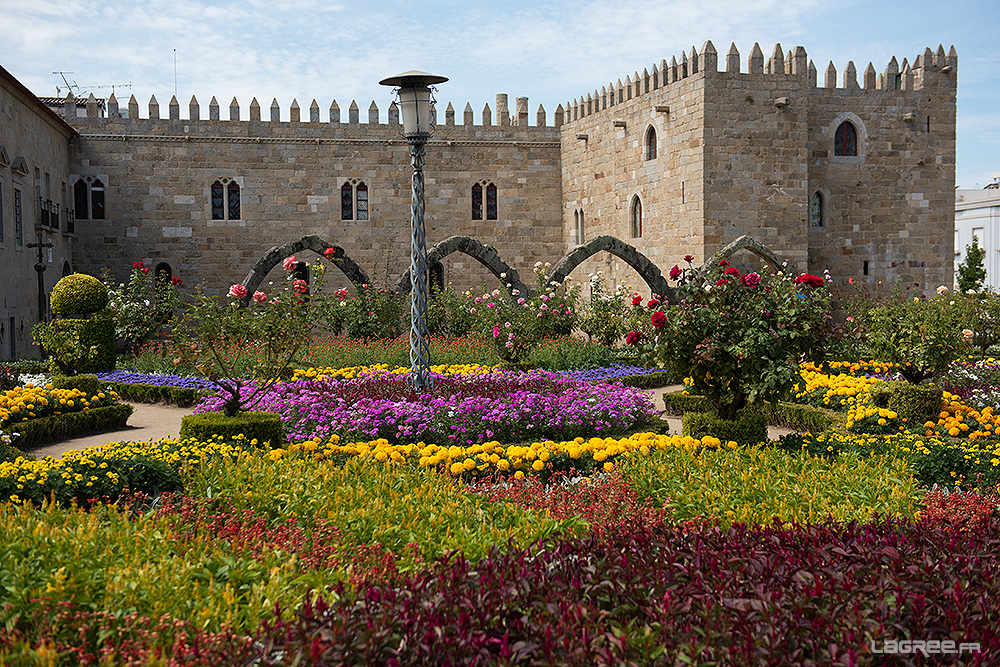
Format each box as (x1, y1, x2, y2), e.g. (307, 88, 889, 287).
(834, 121, 858, 157)
(471, 183, 483, 220)
(74, 179, 88, 220)
(631, 196, 643, 238)
(810, 192, 824, 228)
(645, 126, 657, 160)
(90, 179, 105, 219)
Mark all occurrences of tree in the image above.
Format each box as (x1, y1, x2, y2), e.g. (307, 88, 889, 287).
(957, 236, 987, 293)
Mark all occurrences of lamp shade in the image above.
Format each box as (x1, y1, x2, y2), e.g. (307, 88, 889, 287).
(379, 71, 448, 136)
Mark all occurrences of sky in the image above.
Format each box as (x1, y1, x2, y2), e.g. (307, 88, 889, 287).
(1, 0, 997, 188)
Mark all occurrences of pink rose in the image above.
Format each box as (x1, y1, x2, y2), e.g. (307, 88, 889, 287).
(293, 279, 308, 295)
(493, 327, 500, 338)
(740, 272, 761, 287)
(283, 255, 298, 271)
(252, 291, 267, 303)
(228, 284, 247, 299)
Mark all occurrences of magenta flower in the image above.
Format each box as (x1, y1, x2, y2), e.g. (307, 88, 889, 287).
(228, 284, 247, 299)
(740, 272, 761, 287)
(669, 265, 682, 280)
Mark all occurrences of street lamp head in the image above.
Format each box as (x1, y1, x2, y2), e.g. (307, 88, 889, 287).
(379, 71, 448, 137)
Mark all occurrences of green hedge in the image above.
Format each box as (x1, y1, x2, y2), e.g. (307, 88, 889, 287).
(869, 381, 943, 424)
(661, 391, 843, 433)
(106, 381, 204, 408)
(682, 411, 769, 446)
(12, 404, 134, 450)
(51, 373, 104, 397)
(179, 411, 285, 448)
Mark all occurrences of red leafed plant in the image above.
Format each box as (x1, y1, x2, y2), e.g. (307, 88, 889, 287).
(920, 487, 1000, 531)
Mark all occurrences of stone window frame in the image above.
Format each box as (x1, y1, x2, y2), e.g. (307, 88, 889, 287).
(69, 173, 110, 221)
(644, 125, 657, 160)
(827, 112, 867, 164)
(339, 177, 372, 222)
(809, 189, 828, 229)
(471, 179, 498, 221)
(208, 176, 242, 221)
(571, 208, 586, 246)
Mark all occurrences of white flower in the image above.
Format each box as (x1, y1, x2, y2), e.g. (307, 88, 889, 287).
(500, 272, 506, 278)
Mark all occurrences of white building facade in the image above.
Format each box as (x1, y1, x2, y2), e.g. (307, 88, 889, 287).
(955, 173, 1000, 291)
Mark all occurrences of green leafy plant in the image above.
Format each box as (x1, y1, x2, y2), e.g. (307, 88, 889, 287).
(957, 235, 988, 294)
(645, 261, 833, 419)
(579, 272, 631, 346)
(49, 273, 109, 316)
(867, 288, 974, 383)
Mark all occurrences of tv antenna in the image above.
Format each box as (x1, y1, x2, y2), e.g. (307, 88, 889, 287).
(52, 71, 80, 96)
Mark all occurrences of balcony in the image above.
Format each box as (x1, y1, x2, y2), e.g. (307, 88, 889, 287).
(37, 198, 61, 230)
(63, 209, 75, 236)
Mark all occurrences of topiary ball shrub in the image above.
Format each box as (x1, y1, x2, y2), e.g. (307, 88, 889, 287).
(179, 411, 285, 448)
(50, 273, 110, 316)
(682, 411, 768, 446)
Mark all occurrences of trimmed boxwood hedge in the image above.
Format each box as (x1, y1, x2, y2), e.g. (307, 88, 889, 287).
(682, 411, 769, 446)
(12, 404, 134, 450)
(179, 411, 285, 448)
(106, 381, 204, 408)
(606, 370, 679, 389)
(869, 381, 943, 425)
(51, 373, 105, 397)
(661, 391, 844, 434)
(50, 317, 116, 374)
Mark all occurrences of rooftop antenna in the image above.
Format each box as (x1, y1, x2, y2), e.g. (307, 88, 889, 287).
(52, 71, 79, 96)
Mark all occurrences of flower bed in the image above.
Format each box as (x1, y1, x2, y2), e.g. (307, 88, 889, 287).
(96, 371, 213, 389)
(196, 369, 658, 445)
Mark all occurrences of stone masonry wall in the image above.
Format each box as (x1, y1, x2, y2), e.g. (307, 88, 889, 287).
(0, 69, 76, 359)
(68, 98, 563, 298)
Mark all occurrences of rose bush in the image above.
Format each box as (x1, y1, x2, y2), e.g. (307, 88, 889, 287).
(644, 260, 833, 419)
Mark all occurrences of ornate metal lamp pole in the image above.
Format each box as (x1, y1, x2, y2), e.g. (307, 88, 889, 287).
(379, 70, 447, 392)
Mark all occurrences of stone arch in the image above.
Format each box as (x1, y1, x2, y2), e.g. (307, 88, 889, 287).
(702, 235, 795, 274)
(546, 235, 672, 300)
(395, 236, 529, 297)
(240, 235, 369, 305)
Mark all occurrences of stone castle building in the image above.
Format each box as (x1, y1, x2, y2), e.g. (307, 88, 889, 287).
(1, 40, 958, 358)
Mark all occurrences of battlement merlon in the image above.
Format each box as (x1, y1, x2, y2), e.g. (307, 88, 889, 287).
(57, 92, 563, 132)
(560, 41, 957, 124)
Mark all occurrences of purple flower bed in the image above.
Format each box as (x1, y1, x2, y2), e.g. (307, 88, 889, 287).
(195, 370, 658, 445)
(96, 371, 213, 389)
(254, 518, 1000, 666)
(563, 364, 667, 383)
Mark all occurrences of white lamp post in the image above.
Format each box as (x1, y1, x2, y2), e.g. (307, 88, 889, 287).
(379, 71, 448, 392)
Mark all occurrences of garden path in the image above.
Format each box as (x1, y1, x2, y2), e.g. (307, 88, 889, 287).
(21, 386, 794, 460)
(24, 402, 192, 459)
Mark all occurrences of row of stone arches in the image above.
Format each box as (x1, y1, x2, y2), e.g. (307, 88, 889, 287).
(239, 233, 793, 305)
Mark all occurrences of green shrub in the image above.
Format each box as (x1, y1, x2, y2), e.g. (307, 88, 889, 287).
(106, 381, 202, 407)
(179, 411, 285, 448)
(609, 370, 679, 389)
(57, 318, 116, 373)
(662, 391, 841, 433)
(11, 404, 134, 450)
(51, 373, 104, 397)
(682, 411, 768, 446)
(50, 273, 110, 315)
(869, 381, 943, 424)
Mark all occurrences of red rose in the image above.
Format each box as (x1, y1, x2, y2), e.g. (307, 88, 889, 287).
(719, 260, 729, 267)
(650, 311, 666, 327)
(724, 267, 739, 276)
(647, 299, 659, 308)
(793, 273, 824, 288)
(684, 254, 694, 263)
(170, 277, 182, 285)
(715, 278, 728, 286)
(323, 247, 336, 257)
(740, 272, 761, 287)
(626, 331, 643, 345)
(631, 295, 643, 306)
(669, 264, 682, 280)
